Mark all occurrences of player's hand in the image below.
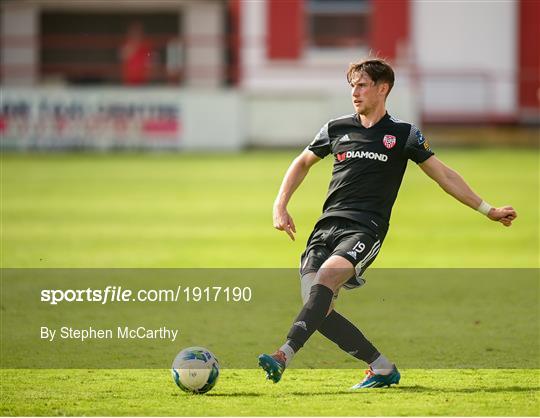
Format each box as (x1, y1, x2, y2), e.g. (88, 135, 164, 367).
(487, 206, 517, 227)
(273, 206, 296, 241)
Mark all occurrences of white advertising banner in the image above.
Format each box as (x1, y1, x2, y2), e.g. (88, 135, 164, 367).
(1, 88, 244, 150)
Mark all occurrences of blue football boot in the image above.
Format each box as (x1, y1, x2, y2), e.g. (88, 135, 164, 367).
(351, 365, 400, 389)
(258, 351, 286, 383)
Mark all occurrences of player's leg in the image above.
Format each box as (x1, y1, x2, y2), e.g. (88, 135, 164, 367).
(318, 310, 380, 363)
(301, 271, 382, 367)
(301, 272, 338, 314)
(318, 310, 399, 388)
(300, 263, 380, 369)
(300, 270, 400, 389)
(326, 228, 400, 388)
(259, 254, 355, 382)
(318, 229, 382, 365)
(259, 219, 398, 386)
(258, 222, 333, 383)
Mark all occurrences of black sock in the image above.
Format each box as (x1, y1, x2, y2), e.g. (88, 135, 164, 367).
(286, 284, 334, 351)
(318, 310, 380, 364)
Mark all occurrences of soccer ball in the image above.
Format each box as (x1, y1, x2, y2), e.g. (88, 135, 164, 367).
(171, 347, 220, 394)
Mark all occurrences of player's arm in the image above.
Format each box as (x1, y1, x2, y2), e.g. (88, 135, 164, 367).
(419, 156, 517, 227)
(273, 149, 321, 240)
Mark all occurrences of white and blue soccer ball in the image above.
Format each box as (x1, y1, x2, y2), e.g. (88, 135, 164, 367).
(171, 347, 220, 394)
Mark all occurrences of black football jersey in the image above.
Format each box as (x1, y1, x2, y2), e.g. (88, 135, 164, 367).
(307, 112, 434, 237)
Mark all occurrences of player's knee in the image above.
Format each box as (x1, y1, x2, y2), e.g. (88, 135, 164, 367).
(316, 271, 344, 293)
(316, 256, 355, 292)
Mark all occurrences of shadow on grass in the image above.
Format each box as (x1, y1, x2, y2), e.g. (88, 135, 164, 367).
(286, 385, 539, 396)
(289, 390, 394, 396)
(171, 385, 540, 398)
(204, 392, 262, 397)
(397, 385, 539, 394)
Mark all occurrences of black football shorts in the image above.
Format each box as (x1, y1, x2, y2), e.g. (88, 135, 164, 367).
(299, 217, 383, 285)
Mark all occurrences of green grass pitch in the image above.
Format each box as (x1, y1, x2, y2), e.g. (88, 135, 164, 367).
(1, 149, 539, 416)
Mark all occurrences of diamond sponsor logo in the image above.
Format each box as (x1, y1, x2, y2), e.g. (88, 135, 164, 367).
(336, 150, 388, 162)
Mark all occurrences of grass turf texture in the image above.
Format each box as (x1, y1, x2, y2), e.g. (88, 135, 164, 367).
(1, 369, 539, 416)
(2, 149, 538, 268)
(1, 149, 539, 416)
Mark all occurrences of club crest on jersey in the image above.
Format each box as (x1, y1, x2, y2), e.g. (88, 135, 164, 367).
(382, 135, 396, 149)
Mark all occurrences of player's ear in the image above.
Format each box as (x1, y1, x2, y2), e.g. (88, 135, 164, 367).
(378, 83, 389, 97)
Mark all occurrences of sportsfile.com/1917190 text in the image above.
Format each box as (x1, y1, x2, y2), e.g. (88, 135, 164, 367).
(40, 286, 252, 305)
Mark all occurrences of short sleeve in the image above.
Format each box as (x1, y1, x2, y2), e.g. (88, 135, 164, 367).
(307, 122, 332, 159)
(403, 124, 434, 163)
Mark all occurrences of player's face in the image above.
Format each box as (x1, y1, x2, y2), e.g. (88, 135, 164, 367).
(350, 72, 387, 115)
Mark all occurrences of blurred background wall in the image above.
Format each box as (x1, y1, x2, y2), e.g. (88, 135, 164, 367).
(1, 0, 539, 150)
